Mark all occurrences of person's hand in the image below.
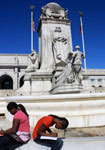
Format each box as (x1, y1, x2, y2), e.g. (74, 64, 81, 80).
(51, 132, 58, 137)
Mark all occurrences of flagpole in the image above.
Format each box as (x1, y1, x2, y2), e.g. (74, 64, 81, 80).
(30, 5, 34, 52)
(79, 11, 87, 73)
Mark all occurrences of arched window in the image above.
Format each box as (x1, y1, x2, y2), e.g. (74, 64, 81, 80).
(19, 76, 24, 88)
(0, 75, 13, 89)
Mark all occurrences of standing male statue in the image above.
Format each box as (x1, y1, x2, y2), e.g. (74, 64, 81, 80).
(69, 45, 85, 84)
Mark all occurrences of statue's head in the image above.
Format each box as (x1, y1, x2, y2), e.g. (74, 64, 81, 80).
(31, 50, 37, 56)
(75, 45, 80, 50)
(32, 49, 37, 53)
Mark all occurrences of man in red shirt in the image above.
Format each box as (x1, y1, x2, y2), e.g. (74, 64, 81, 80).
(33, 115, 69, 150)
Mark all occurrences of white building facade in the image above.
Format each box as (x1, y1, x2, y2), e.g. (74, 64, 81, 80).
(0, 53, 105, 96)
(0, 54, 28, 96)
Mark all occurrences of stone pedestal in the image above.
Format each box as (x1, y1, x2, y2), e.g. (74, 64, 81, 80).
(18, 71, 52, 95)
(30, 72, 52, 95)
(51, 84, 83, 94)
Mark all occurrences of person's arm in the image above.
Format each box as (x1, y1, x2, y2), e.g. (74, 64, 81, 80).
(37, 123, 58, 137)
(47, 128, 54, 134)
(0, 119, 20, 135)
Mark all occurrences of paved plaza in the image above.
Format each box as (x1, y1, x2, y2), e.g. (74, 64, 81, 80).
(63, 137, 105, 150)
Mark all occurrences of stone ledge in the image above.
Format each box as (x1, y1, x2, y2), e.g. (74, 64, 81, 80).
(65, 126, 105, 137)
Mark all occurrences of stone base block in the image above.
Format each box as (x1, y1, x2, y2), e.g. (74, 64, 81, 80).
(51, 84, 83, 94)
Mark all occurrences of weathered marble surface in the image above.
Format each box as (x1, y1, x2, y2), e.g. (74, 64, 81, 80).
(1, 93, 105, 128)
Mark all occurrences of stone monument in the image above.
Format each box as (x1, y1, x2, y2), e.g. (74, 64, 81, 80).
(19, 2, 84, 95)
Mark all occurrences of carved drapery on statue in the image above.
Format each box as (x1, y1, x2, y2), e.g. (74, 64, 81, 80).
(52, 27, 68, 67)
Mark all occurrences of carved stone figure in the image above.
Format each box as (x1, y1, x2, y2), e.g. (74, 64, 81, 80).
(26, 50, 39, 73)
(52, 27, 67, 67)
(67, 45, 85, 84)
(52, 45, 84, 88)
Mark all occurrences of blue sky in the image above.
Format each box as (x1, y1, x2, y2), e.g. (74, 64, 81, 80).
(0, 0, 105, 69)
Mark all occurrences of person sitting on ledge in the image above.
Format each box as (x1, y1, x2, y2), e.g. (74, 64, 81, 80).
(0, 102, 30, 150)
(32, 114, 69, 150)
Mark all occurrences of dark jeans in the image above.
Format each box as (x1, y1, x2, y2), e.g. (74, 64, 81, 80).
(34, 136, 63, 150)
(0, 135, 23, 150)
